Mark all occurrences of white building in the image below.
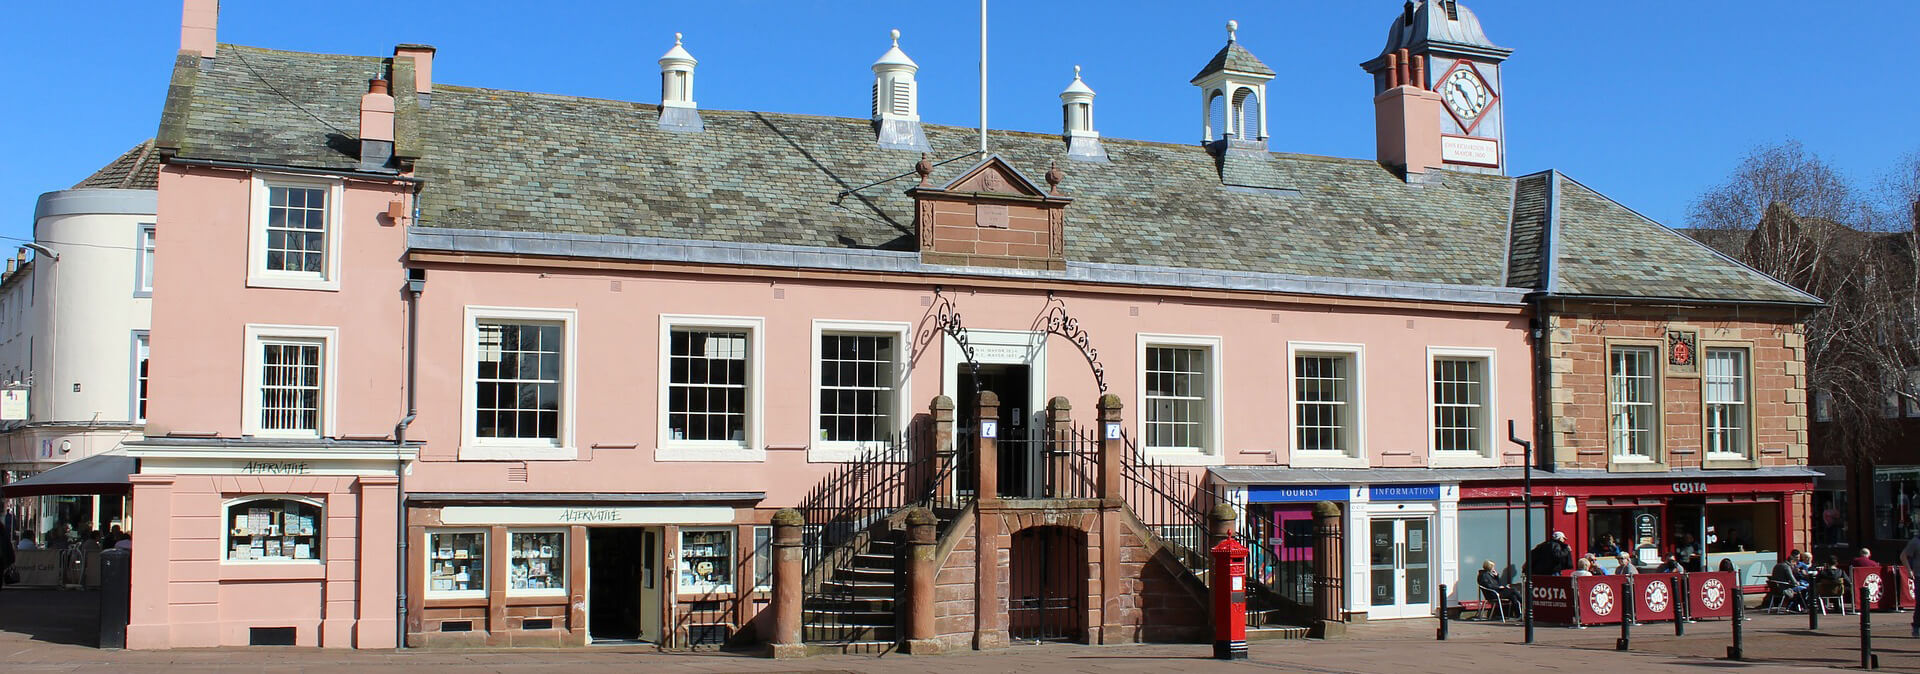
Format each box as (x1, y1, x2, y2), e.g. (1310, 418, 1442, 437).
(0, 141, 157, 539)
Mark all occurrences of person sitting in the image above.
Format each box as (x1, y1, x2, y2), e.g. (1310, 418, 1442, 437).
(112, 534, 131, 551)
(1476, 560, 1521, 619)
(1718, 558, 1737, 573)
(1614, 552, 1638, 575)
(1583, 553, 1609, 575)
(1572, 558, 1594, 577)
(1852, 548, 1880, 570)
(1814, 557, 1851, 603)
(13, 531, 35, 550)
(1771, 554, 1809, 612)
(1594, 535, 1621, 557)
(1657, 553, 1686, 574)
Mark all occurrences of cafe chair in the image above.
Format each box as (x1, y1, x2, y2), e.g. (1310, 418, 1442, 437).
(1479, 587, 1519, 623)
(1761, 580, 1798, 614)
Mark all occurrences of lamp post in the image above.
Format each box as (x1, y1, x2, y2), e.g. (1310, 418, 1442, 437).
(1509, 419, 1534, 644)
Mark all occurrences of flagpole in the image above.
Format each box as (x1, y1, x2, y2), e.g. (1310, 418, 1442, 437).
(979, 0, 988, 154)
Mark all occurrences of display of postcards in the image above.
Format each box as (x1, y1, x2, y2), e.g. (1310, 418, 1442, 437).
(434, 579, 452, 591)
(232, 544, 251, 560)
(249, 509, 270, 534)
(454, 548, 469, 560)
(294, 543, 312, 560)
(529, 560, 548, 577)
(234, 515, 250, 534)
(265, 539, 282, 557)
(540, 544, 554, 558)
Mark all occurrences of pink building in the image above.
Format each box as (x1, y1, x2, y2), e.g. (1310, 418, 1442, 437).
(114, 0, 1814, 652)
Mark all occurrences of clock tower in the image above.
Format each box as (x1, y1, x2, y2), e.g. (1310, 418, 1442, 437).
(1361, 1, 1513, 175)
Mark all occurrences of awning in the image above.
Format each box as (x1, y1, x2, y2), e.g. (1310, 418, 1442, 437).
(1, 451, 135, 498)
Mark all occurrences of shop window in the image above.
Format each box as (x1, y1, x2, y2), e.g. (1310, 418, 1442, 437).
(660, 316, 764, 461)
(428, 530, 487, 597)
(224, 497, 321, 562)
(1874, 467, 1920, 541)
(509, 530, 565, 594)
(1703, 501, 1782, 586)
(679, 527, 734, 593)
(1607, 345, 1659, 462)
(752, 525, 773, 590)
(1290, 342, 1364, 465)
(1703, 348, 1750, 458)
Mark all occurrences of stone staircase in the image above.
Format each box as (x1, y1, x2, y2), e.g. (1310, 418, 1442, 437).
(802, 536, 900, 654)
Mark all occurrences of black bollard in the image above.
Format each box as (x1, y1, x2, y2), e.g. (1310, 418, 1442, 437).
(1617, 576, 1633, 651)
(1727, 586, 1744, 661)
(1437, 583, 1449, 641)
(1811, 589, 1820, 630)
(1674, 575, 1686, 637)
(1862, 588, 1876, 670)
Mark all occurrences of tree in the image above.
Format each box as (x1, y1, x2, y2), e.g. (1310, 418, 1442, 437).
(1687, 141, 1916, 464)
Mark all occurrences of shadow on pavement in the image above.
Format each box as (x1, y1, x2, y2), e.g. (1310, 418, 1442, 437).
(0, 588, 100, 647)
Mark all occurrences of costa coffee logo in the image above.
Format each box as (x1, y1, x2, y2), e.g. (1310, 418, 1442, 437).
(1532, 586, 1568, 600)
(1699, 579, 1727, 611)
(1645, 580, 1671, 613)
(1671, 482, 1708, 494)
(1865, 574, 1885, 604)
(1589, 583, 1616, 616)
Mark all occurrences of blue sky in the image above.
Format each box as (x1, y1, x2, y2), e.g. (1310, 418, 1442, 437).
(4, 1, 1915, 244)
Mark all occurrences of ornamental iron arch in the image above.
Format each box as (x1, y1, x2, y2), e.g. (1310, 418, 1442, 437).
(1041, 292, 1108, 393)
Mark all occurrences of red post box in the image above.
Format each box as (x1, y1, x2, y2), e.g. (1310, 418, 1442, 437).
(1212, 538, 1249, 660)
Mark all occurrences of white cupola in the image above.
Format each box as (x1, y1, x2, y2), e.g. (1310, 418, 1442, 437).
(658, 32, 703, 132)
(871, 29, 929, 151)
(1191, 19, 1274, 150)
(1059, 66, 1106, 162)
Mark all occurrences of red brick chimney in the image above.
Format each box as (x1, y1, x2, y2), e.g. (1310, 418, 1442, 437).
(1374, 48, 1443, 179)
(180, 0, 218, 58)
(359, 79, 396, 170)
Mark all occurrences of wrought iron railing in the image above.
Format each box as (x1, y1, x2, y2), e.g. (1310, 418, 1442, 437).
(994, 423, 1101, 499)
(1116, 430, 1227, 572)
(795, 419, 968, 644)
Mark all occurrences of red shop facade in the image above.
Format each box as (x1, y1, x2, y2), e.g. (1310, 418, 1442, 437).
(1462, 469, 1816, 589)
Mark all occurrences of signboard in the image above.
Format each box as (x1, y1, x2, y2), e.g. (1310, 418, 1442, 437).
(1440, 135, 1499, 167)
(1860, 567, 1896, 612)
(1249, 485, 1348, 504)
(1666, 330, 1699, 376)
(1368, 484, 1441, 502)
(1635, 574, 1680, 622)
(0, 388, 26, 421)
(1529, 575, 1579, 624)
(1531, 575, 1626, 626)
(1898, 566, 1917, 610)
(439, 506, 735, 526)
(1686, 572, 1738, 619)
(980, 420, 998, 439)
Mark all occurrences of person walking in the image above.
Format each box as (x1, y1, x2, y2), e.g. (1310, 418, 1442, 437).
(0, 520, 13, 591)
(1901, 532, 1920, 637)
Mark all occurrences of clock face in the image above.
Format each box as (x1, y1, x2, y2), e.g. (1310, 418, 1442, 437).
(1439, 64, 1495, 129)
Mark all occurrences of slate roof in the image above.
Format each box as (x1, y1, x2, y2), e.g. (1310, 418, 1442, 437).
(1192, 41, 1275, 81)
(154, 44, 1817, 307)
(74, 140, 161, 190)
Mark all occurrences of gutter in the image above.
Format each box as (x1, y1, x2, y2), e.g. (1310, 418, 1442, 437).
(164, 156, 426, 184)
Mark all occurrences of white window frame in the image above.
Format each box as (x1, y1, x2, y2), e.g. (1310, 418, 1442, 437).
(130, 331, 149, 423)
(506, 528, 568, 597)
(1427, 346, 1498, 468)
(752, 525, 774, 591)
(809, 319, 912, 462)
(1607, 344, 1662, 464)
(1135, 334, 1226, 466)
(677, 525, 738, 594)
(658, 315, 765, 462)
(460, 306, 578, 461)
(1287, 341, 1367, 469)
(425, 528, 489, 600)
(1702, 346, 1752, 461)
(134, 223, 155, 297)
(219, 495, 324, 565)
(241, 324, 338, 438)
(247, 174, 344, 291)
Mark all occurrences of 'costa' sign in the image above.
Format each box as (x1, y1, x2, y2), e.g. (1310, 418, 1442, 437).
(1671, 482, 1708, 494)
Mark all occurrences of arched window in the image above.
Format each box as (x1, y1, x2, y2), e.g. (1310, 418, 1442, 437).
(1232, 88, 1261, 141)
(1207, 91, 1228, 140)
(224, 495, 322, 562)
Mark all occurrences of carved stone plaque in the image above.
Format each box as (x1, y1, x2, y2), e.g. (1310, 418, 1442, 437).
(976, 203, 1009, 228)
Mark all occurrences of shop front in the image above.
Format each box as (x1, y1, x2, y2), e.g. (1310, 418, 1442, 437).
(402, 493, 769, 649)
(1461, 468, 1815, 589)
(1217, 469, 1465, 622)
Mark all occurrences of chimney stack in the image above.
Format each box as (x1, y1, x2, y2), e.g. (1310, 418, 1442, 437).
(1374, 51, 1444, 181)
(359, 78, 396, 171)
(871, 29, 929, 152)
(393, 44, 436, 104)
(1059, 66, 1106, 162)
(180, 0, 218, 58)
(657, 33, 703, 132)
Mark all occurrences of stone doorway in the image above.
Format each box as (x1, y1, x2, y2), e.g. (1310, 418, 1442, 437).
(1007, 525, 1086, 642)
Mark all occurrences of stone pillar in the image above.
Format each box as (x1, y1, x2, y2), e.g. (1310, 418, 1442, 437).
(1096, 394, 1128, 644)
(973, 389, 1007, 650)
(902, 507, 941, 654)
(974, 391, 1000, 501)
(1045, 396, 1072, 498)
(1209, 502, 1238, 551)
(1096, 394, 1124, 501)
(124, 474, 176, 650)
(931, 395, 955, 504)
(1311, 500, 1347, 638)
(768, 509, 806, 659)
(354, 475, 400, 648)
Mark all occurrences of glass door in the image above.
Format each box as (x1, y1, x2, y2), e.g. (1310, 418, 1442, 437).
(1368, 517, 1434, 619)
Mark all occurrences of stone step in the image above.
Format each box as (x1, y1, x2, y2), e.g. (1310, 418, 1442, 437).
(802, 609, 895, 626)
(1246, 625, 1311, 641)
(805, 640, 896, 656)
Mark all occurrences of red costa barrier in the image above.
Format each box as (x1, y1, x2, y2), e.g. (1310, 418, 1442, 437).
(1530, 575, 1626, 626)
(1634, 573, 1681, 622)
(1859, 567, 1897, 612)
(1686, 571, 1738, 620)
(1890, 566, 1916, 610)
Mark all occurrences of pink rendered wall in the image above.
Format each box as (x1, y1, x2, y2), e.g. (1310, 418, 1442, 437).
(147, 166, 409, 439)
(402, 263, 1533, 506)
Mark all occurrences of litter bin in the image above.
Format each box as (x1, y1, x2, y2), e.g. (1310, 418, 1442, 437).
(99, 548, 129, 649)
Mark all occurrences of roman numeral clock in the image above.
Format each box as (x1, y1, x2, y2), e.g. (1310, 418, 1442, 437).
(1435, 59, 1501, 170)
